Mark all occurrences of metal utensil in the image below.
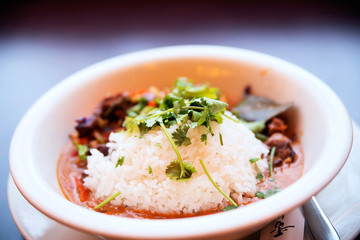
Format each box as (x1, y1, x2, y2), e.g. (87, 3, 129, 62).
(302, 196, 340, 240)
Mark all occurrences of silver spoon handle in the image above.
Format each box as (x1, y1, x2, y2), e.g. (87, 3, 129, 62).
(302, 196, 340, 240)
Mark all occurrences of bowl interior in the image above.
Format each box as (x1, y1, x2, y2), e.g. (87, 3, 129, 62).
(10, 46, 353, 239)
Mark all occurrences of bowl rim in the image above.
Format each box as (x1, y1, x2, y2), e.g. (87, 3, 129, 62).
(9, 45, 353, 239)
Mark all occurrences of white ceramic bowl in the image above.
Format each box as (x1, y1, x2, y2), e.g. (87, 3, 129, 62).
(9, 45, 353, 239)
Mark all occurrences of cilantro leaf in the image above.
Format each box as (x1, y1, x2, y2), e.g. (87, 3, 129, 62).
(173, 78, 219, 99)
(172, 125, 191, 147)
(201, 97, 228, 114)
(154, 143, 162, 149)
(161, 94, 182, 109)
(184, 85, 219, 99)
(197, 108, 210, 126)
(75, 143, 88, 161)
(223, 205, 239, 211)
(115, 156, 125, 168)
(256, 172, 263, 181)
(249, 158, 259, 164)
(201, 133, 207, 144)
(144, 112, 163, 128)
(255, 188, 279, 199)
(189, 110, 202, 122)
(148, 166, 153, 174)
(160, 122, 196, 181)
(165, 161, 196, 181)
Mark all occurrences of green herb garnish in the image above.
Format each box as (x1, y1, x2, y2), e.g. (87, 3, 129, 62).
(219, 133, 223, 146)
(93, 191, 121, 210)
(123, 79, 229, 181)
(223, 205, 239, 211)
(165, 161, 197, 181)
(172, 125, 191, 147)
(255, 188, 279, 199)
(115, 156, 125, 168)
(74, 143, 88, 161)
(255, 132, 268, 141)
(161, 122, 196, 181)
(250, 157, 263, 182)
(241, 120, 266, 134)
(256, 172, 263, 181)
(201, 134, 207, 145)
(269, 146, 276, 180)
(148, 166, 153, 174)
(249, 158, 259, 164)
(154, 143, 162, 149)
(199, 159, 238, 207)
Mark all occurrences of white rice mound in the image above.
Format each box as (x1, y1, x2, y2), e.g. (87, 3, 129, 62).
(84, 112, 269, 214)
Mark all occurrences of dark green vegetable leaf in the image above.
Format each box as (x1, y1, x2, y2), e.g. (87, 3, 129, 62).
(172, 125, 191, 147)
(232, 95, 292, 122)
(115, 156, 125, 168)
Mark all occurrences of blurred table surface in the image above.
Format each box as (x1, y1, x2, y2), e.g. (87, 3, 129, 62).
(1, 0, 359, 239)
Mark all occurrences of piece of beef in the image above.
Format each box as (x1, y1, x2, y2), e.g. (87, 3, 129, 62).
(95, 144, 109, 156)
(267, 117, 287, 135)
(74, 93, 134, 140)
(265, 132, 295, 165)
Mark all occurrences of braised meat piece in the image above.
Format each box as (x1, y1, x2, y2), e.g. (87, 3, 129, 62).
(75, 116, 97, 138)
(267, 117, 287, 135)
(265, 133, 295, 165)
(94, 144, 109, 156)
(75, 93, 134, 140)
